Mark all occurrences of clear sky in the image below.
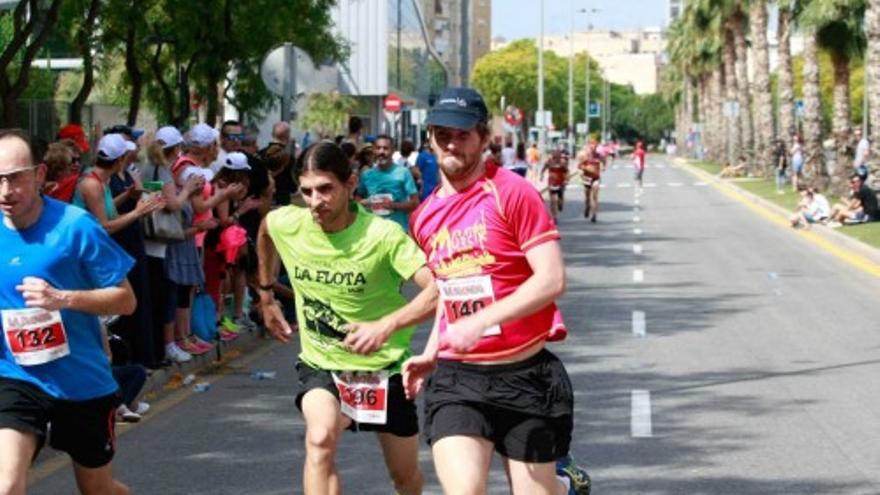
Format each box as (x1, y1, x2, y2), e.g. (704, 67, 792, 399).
(492, 0, 669, 41)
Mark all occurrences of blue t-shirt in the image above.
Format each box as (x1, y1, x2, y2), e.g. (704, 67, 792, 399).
(416, 150, 439, 202)
(357, 163, 418, 232)
(0, 197, 134, 400)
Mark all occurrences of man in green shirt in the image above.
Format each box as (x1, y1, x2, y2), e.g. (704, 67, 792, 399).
(256, 141, 436, 495)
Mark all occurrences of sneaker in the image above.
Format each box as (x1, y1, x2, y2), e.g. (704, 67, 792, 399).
(190, 335, 215, 352)
(133, 401, 150, 416)
(220, 316, 241, 333)
(178, 338, 210, 355)
(234, 314, 257, 332)
(165, 343, 192, 363)
(219, 329, 239, 342)
(116, 404, 142, 423)
(556, 454, 591, 495)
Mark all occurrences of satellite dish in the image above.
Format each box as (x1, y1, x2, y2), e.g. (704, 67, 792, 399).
(260, 43, 319, 98)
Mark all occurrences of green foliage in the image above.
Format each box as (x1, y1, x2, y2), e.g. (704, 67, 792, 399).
(300, 92, 357, 138)
(21, 69, 56, 99)
(787, 50, 865, 131)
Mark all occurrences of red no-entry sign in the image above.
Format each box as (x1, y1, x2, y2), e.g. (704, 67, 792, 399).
(384, 94, 402, 113)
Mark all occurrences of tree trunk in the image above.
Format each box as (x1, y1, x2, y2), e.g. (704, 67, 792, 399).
(830, 51, 852, 193)
(711, 65, 724, 163)
(124, 5, 142, 126)
(0, 0, 64, 127)
(699, 75, 709, 160)
(69, 0, 102, 124)
(750, 0, 774, 175)
(802, 32, 826, 186)
(723, 29, 741, 166)
(732, 13, 754, 171)
(777, 5, 796, 148)
(867, 0, 880, 189)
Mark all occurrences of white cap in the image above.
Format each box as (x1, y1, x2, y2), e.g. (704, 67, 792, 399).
(97, 133, 136, 160)
(222, 152, 251, 171)
(155, 126, 183, 149)
(179, 166, 214, 184)
(186, 123, 219, 147)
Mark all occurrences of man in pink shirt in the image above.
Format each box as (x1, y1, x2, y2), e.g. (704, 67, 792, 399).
(403, 88, 589, 495)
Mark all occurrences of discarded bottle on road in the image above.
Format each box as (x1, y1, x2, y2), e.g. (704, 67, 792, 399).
(182, 374, 196, 385)
(251, 371, 277, 381)
(192, 382, 211, 393)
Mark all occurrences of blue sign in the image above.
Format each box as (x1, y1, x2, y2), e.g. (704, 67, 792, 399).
(589, 101, 601, 118)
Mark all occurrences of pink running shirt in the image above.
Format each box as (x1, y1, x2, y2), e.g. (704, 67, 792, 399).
(410, 163, 567, 362)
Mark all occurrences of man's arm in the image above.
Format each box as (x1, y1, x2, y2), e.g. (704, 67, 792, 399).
(17, 277, 136, 316)
(445, 240, 564, 352)
(256, 218, 294, 343)
(392, 193, 420, 213)
(344, 266, 437, 354)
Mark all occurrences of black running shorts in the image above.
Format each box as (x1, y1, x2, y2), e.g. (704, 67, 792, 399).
(424, 349, 574, 462)
(295, 361, 419, 437)
(0, 377, 119, 468)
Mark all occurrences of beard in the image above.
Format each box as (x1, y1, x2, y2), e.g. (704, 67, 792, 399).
(437, 150, 482, 182)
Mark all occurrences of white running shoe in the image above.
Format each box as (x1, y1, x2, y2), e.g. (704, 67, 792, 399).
(116, 404, 142, 423)
(133, 401, 150, 415)
(166, 343, 192, 363)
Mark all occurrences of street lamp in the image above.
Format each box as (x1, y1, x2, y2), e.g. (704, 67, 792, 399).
(578, 7, 599, 146)
(567, 0, 574, 157)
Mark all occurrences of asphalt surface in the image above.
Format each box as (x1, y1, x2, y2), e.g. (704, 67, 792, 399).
(30, 155, 880, 494)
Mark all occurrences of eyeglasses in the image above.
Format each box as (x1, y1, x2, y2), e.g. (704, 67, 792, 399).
(223, 133, 246, 141)
(0, 165, 37, 186)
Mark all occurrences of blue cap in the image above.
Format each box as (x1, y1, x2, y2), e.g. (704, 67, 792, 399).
(426, 87, 489, 130)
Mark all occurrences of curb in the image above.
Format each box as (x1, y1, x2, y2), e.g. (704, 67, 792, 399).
(674, 157, 880, 270)
(140, 326, 271, 399)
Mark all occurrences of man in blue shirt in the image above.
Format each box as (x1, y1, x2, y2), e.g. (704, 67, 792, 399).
(356, 134, 419, 232)
(0, 129, 136, 495)
(415, 144, 439, 202)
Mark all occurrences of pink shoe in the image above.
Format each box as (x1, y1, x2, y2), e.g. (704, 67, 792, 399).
(219, 329, 239, 342)
(177, 338, 208, 355)
(190, 336, 215, 352)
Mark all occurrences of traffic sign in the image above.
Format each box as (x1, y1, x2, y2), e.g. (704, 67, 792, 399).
(576, 123, 588, 135)
(535, 110, 553, 127)
(504, 105, 523, 126)
(589, 102, 601, 118)
(384, 94, 402, 113)
(795, 99, 805, 118)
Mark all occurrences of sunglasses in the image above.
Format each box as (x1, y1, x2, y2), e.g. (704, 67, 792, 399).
(223, 133, 246, 141)
(0, 165, 37, 185)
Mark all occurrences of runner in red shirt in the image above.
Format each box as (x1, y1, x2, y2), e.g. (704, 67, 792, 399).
(542, 150, 569, 221)
(578, 140, 603, 222)
(633, 140, 647, 193)
(403, 87, 589, 495)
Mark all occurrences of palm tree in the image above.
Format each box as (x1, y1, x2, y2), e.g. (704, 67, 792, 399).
(777, 2, 797, 149)
(730, 6, 755, 170)
(866, 0, 880, 187)
(750, 0, 775, 173)
(799, 0, 867, 191)
(801, 31, 827, 185)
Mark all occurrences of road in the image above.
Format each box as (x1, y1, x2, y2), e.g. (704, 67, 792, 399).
(30, 154, 880, 494)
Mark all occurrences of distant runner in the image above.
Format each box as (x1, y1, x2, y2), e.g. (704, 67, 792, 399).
(578, 141, 603, 222)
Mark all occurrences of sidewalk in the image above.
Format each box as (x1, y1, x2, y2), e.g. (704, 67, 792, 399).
(675, 157, 880, 276)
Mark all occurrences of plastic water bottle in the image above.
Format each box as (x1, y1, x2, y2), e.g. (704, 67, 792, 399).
(251, 371, 277, 381)
(192, 382, 211, 393)
(182, 374, 196, 385)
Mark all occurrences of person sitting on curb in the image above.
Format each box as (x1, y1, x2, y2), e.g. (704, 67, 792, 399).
(720, 155, 748, 178)
(827, 174, 879, 227)
(790, 186, 830, 229)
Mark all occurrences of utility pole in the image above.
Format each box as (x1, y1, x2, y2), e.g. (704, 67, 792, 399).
(538, 0, 546, 161)
(567, 0, 574, 157)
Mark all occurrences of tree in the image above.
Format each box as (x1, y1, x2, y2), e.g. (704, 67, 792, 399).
(0, 0, 64, 126)
(777, 2, 797, 150)
(799, 0, 867, 191)
(751, 0, 775, 174)
(300, 91, 357, 139)
(63, 0, 102, 124)
(801, 31, 828, 184)
(865, 0, 880, 186)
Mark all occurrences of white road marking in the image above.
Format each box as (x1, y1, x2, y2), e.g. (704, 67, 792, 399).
(631, 390, 653, 438)
(617, 183, 632, 188)
(644, 183, 657, 188)
(634, 228, 642, 235)
(632, 310, 646, 337)
(655, 164, 666, 169)
(633, 216, 641, 223)
(633, 269, 644, 283)
(668, 182, 683, 187)
(694, 182, 708, 186)
(633, 244, 643, 254)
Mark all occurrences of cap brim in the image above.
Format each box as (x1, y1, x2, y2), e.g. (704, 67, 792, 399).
(425, 110, 481, 130)
(125, 141, 137, 151)
(75, 137, 90, 153)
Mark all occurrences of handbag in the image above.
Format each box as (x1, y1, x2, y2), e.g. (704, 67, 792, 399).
(142, 164, 185, 241)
